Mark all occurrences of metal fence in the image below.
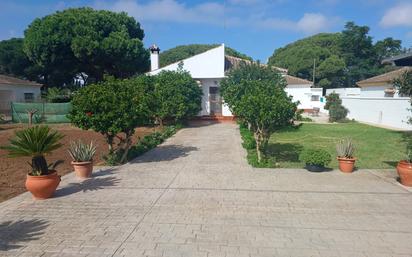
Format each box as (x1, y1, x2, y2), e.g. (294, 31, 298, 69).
(11, 102, 72, 124)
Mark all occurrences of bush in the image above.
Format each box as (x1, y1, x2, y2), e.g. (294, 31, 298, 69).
(299, 148, 331, 167)
(329, 104, 348, 122)
(239, 125, 256, 150)
(324, 92, 341, 110)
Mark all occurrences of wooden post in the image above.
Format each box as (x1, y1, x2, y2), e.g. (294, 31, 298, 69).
(26, 109, 38, 126)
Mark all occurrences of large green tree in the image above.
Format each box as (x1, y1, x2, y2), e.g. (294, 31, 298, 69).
(268, 22, 402, 88)
(24, 7, 149, 87)
(159, 44, 252, 67)
(221, 63, 297, 162)
(0, 38, 41, 81)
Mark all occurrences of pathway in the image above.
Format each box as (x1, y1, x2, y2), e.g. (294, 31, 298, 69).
(1, 122, 412, 257)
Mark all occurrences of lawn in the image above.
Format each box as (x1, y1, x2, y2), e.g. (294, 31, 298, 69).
(266, 122, 411, 169)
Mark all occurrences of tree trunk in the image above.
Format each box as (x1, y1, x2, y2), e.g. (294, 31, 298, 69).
(119, 131, 133, 164)
(106, 134, 114, 152)
(31, 155, 49, 175)
(254, 131, 262, 163)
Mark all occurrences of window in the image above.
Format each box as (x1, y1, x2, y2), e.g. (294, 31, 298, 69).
(311, 95, 320, 101)
(24, 93, 34, 102)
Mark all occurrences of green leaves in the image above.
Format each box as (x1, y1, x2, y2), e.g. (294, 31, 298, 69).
(2, 125, 64, 175)
(3, 125, 64, 158)
(153, 70, 202, 124)
(221, 63, 297, 162)
(23, 7, 149, 86)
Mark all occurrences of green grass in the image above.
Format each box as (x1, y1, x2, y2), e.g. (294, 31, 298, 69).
(263, 122, 411, 169)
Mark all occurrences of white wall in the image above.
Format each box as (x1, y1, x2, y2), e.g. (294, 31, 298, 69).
(326, 88, 361, 97)
(360, 84, 401, 98)
(0, 84, 41, 113)
(341, 96, 412, 130)
(149, 44, 225, 79)
(197, 78, 232, 117)
(285, 86, 325, 111)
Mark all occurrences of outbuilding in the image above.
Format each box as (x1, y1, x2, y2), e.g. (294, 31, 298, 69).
(0, 74, 42, 115)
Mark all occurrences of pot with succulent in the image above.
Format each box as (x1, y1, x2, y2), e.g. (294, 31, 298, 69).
(336, 138, 356, 173)
(397, 150, 412, 187)
(299, 148, 332, 172)
(2, 126, 64, 200)
(68, 140, 96, 178)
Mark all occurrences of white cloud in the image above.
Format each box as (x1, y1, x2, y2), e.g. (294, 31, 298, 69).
(254, 13, 334, 34)
(94, 0, 335, 35)
(380, 2, 412, 28)
(94, 0, 238, 26)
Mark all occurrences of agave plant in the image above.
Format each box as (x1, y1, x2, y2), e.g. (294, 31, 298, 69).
(336, 138, 355, 158)
(2, 125, 64, 176)
(68, 140, 96, 162)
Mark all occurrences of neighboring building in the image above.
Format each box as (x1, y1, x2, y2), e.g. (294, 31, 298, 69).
(148, 44, 324, 118)
(382, 51, 412, 66)
(356, 67, 411, 98)
(325, 88, 361, 97)
(0, 75, 42, 115)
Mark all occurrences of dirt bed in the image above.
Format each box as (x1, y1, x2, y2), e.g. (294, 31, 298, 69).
(0, 124, 155, 202)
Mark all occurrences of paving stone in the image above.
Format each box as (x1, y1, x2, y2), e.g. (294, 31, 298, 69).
(0, 122, 411, 256)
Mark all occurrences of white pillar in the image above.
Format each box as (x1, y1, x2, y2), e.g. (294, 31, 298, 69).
(149, 44, 160, 71)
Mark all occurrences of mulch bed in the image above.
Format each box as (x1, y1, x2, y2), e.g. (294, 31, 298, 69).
(0, 124, 156, 202)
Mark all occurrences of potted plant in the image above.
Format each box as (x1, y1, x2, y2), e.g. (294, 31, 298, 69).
(2, 126, 64, 199)
(300, 148, 331, 172)
(336, 138, 356, 173)
(397, 150, 412, 187)
(68, 140, 96, 178)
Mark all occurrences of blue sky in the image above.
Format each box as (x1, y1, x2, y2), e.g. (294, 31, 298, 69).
(1, 0, 412, 62)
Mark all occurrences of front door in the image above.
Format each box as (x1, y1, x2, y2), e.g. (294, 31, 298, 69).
(209, 87, 222, 115)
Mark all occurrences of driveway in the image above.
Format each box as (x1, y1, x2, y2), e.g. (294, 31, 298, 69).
(1, 122, 412, 257)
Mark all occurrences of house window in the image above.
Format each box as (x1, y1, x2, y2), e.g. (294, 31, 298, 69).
(24, 93, 34, 102)
(311, 95, 320, 101)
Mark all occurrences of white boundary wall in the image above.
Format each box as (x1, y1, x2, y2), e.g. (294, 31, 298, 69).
(341, 96, 412, 130)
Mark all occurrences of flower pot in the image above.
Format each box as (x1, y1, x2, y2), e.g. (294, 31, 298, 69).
(25, 171, 61, 200)
(397, 160, 412, 187)
(72, 161, 93, 178)
(337, 157, 356, 173)
(305, 164, 325, 172)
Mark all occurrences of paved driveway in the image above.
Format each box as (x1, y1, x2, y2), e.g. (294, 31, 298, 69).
(1, 122, 412, 257)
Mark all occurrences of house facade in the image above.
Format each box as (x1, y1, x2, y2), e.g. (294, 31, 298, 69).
(0, 75, 42, 115)
(148, 44, 324, 117)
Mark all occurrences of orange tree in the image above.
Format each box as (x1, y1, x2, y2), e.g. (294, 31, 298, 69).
(221, 63, 297, 162)
(69, 76, 153, 164)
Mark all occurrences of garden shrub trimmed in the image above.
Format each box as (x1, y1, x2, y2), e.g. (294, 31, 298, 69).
(299, 148, 332, 167)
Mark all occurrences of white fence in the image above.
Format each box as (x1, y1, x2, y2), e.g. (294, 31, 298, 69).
(341, 96, 412, 130)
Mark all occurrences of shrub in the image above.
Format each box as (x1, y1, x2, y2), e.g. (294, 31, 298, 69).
(329, 104, 348, 122)
(153, 69, 202, 127)
(68, 140, 96, 162)
(299, 148, 331, 167)
(69, 76, 152, 164)
(324, 92, 341, 110)
(239, 125, 256, 150)
(336, 138, 355, 158)
(1, 125, 64, 175)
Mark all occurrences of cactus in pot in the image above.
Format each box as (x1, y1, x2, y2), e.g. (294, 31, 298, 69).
(336, 138, 356, 173)
(68, 140, 96, 178)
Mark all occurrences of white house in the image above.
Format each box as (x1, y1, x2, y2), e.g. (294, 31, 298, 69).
(0, 75, 42, 115)
(148, 44, 324, 118)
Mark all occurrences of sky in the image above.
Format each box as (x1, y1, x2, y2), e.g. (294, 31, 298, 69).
(1, 0, 412, 62)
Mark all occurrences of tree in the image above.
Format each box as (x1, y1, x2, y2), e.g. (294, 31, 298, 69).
(221, 63, 297, 162)
(393, 70, 412, 124)
(0, 38, 41, 81)
(159, 44, 253, 67)
(24, 8, 149, 87)
(268, 22, 403, 89)
(69, 76, 152, 163)
(153, 68, 202, 127)
(325, 93, 348, 122)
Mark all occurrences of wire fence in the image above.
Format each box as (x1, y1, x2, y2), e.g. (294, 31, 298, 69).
(11, 102, 72, 124)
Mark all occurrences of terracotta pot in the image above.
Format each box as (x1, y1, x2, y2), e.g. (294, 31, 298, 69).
(72, 161, 93, 178)
(25, 171, 60, 200)
(397, 160, 412, 187)
(337, 157, 356, 173)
